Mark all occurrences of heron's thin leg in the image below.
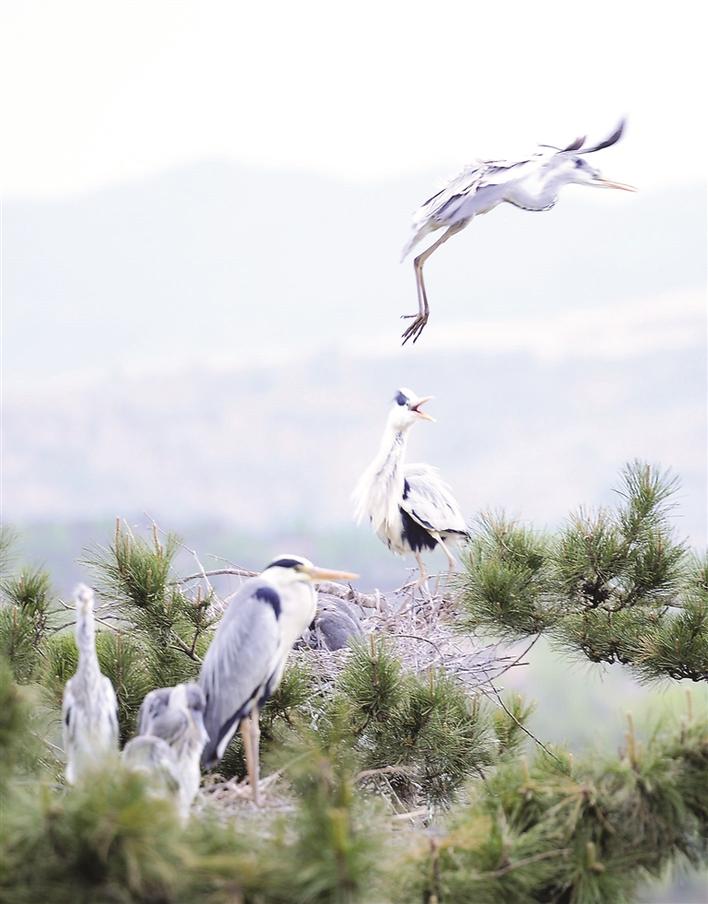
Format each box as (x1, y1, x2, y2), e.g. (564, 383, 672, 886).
(240, 718, 258, 803)
(438, 539, 457, 573)
(250, 708, 261, 805)
(414, 553, 431, 600)
(402, 220, 469, 345)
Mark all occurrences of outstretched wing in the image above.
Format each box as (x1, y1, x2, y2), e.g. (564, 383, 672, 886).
(401, 463, 469, 537)
(198, 576, 282, 766)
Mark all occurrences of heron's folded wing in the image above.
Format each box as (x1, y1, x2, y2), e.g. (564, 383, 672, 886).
(402, 464, 469, 536)
(199, 577, 282, 758)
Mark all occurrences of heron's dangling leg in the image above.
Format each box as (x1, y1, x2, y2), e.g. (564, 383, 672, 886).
(401, 220, 469, 345)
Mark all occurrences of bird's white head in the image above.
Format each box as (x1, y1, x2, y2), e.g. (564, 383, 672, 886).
(263, 555, 359, 586)
(387, 388, 435, 432)
(170, 683, 209, 746)
(558, 154, 635, 192)
(550, 120, 636, 193)
(74, 583, 94, 615)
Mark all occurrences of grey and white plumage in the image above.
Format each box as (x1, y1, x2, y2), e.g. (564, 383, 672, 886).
(198, 555, 358, 804)
(62, 583, 119, 784)
(353, 389, 469, 586)
(400, 120, 635, 344)
(121, 735, 181, 801)
(123, 682, 208, 820)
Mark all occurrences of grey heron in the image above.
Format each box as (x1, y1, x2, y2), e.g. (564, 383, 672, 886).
(400, 119, 636, 344)
(198, 555, 358, 804)
(123, 682, 208, 820)
(353, 389, 469, 589)
(61, 583, 119, 784)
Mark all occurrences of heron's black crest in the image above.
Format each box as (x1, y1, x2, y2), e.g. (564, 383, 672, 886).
(254, 586, 281, 618)
(395, 391, 408, 406)
(563, 135, 586, 152)
(267, 557, 304, 570)
(402, 478, 411, 500)
(579, 119, 626, 154)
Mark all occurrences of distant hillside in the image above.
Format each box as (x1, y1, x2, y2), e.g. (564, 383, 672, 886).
(3, 163, 706, 567)
(4, 163, 705, 384)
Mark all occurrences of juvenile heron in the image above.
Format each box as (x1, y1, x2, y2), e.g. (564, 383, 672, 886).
(123, 682, 208, 820)
(353, 389, 469, 589)
(199, 555, 358, 804)
(62, 584, 119, 784)
(401, 120, 635, 344)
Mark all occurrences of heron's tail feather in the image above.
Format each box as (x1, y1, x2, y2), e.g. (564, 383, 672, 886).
(400, 225, 432, 262)
(201, 739, 219, 770)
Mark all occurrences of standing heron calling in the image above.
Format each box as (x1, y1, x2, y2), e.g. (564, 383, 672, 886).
(62, 584, 119, 784)
(198, 555, 358, 804)
(353, 389, 469, 590)
(400, 120, 635, 344)
(123, 683, 208, 821)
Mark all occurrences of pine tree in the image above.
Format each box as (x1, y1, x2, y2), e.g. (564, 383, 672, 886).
(0, 462, 706, 902)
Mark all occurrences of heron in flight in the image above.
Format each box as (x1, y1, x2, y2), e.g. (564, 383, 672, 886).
(353, 389, 469, 591)
(400, 120, 636, 344)
(123, 683, 208, 820)
(198, 555, 358, 804)
(62, 584, 119, 784)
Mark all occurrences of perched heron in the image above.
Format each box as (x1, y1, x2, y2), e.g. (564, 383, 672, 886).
(62, 584, 119, 784)
(123, 683, 208, 820)
(198, 555, 358, 804)
(353, 389, 469, 589)
(400, 120, 636, 344)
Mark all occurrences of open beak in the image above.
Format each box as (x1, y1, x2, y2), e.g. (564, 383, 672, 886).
(593, 178, 636, 192)
(411, 395, 435, 421)
(305, 565, 359, 583)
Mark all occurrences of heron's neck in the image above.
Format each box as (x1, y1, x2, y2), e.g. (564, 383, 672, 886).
(76, 611, 100, 679)
(374, 425, 409, 481)
(509, 168, 565, 211)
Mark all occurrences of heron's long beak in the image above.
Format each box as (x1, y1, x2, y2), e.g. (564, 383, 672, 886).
(593, 178, 636, 192)
(305, 565, 360, 583)
(411, 395, 435, 421)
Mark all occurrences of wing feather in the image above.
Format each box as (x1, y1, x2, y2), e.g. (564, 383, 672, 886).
(402, 464, 469, 537)
(199, 577, 282, 765)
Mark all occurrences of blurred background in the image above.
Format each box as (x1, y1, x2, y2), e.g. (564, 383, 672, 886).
(1, 4, 706, 892)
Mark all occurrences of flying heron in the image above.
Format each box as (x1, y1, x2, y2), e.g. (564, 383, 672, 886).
(400, 119, 636, 344)
(198, 555, 358, 804)
(123, 682, 208, 820)
(62, 584, 119, 784)
(353, 389, 469, 591)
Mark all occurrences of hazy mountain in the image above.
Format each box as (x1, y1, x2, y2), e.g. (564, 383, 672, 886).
(3, 164, 706, 564)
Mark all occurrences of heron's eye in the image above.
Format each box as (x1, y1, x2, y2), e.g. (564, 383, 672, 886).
(395, 391, 408, 406)
(575, 159, 584, 169)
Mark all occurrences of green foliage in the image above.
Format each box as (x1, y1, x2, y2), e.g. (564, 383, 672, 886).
(0, 657, 42, 792)
(397, 709, 708, 904)
(83, 521, 213, 696)
(272, 728, 384, 904)
(328, 639, 496, 805)
(461, 515, 553, 637)
(0, 565, 54, 682)
(460, 463, 707, 682)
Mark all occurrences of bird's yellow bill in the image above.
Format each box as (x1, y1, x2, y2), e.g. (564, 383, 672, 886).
(306, 566, 359, 583)
(595, 178, 637, 192)
(411, 395, 435, 421)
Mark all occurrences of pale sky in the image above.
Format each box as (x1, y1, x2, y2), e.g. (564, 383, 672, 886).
(0, 0, 706, 197)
